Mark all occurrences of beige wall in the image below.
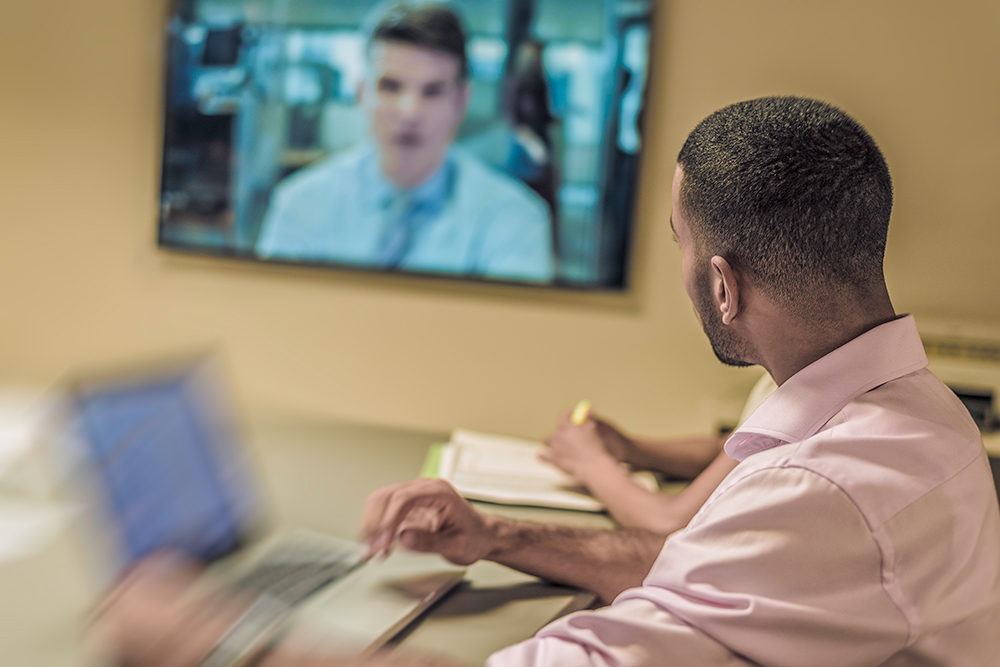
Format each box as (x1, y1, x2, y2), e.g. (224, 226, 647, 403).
(1, 0, 998, 440)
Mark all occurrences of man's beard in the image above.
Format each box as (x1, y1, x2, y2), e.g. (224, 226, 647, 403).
(693, 271, 754, 368)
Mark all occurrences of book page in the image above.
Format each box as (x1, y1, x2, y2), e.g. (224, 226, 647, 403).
(439, 429, 657, 512)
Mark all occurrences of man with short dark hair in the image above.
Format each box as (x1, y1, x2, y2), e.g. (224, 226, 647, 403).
(100, 97, 1000, 666)
(257, 3, 554, 283)
(677, 96, 895, 345)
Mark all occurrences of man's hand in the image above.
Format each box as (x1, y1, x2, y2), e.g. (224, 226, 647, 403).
(361, 478, 500, 565)
(540, 411, 632, 483)
(92, 553, 250, 667)
(92, 553, 466, 667)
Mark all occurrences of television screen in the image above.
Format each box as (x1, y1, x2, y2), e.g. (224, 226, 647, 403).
(159, 0, 652, 288)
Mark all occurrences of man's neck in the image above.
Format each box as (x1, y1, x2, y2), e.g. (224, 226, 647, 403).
(754, 295, 898, 386)
(381, 154, 447, 191)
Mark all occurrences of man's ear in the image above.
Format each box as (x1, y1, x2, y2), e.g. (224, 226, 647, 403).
(710, 255, 741, 325)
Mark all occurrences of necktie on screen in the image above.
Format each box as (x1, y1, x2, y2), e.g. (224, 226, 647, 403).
(377, 195, 421, 269)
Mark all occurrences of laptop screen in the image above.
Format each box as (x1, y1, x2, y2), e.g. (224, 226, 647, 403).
(74, 366, 257, 565)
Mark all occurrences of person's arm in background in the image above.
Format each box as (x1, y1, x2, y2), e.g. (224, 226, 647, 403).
(540, 412, 736, 535)
(540, 374, 777, 534)
(580, 414, 726, 478)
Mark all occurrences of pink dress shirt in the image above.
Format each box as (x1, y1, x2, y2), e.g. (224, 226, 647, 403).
(488, 316, 1000, 666)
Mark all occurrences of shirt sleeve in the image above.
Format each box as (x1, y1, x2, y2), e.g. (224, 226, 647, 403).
(488, 466, 909, 667)
(487, 599, 757, 667)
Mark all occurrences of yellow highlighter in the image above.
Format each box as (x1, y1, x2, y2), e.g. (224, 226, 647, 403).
(571, 399, 592, 425)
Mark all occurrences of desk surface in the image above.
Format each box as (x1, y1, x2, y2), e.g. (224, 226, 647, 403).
(0, 415, 610, 666)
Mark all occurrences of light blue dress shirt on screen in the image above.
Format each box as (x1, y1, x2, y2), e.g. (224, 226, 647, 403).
(256, 145, 554, 283)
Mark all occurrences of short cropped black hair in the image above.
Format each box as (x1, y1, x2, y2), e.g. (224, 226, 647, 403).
(368, 3, 469, 80)
(677, 96, 893, 306)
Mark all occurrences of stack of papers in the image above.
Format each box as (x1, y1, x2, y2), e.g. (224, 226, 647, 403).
(0, 387, 73, 564)
(423, 429, 658, 512)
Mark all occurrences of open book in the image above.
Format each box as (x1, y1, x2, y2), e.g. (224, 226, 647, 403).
(423, 429, 658, 512)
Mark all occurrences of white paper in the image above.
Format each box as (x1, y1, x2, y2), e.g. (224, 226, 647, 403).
(0, 498, 72, 563)
(0, 388, 46, 479)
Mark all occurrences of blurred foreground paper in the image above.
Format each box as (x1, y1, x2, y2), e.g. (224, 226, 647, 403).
(0, 499, 72, 563)
(0, 387, 45, 480)
(0, 387, 73, 563)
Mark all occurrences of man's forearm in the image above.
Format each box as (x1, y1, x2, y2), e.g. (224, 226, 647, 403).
(483, 517, 664, 602)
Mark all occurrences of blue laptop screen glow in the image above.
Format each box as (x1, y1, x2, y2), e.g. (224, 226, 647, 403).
(76, 371, 254, 564)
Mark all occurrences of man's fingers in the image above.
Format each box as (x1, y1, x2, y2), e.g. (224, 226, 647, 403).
(361, 482, 407, 538)
(362, 480, 437, 542)
(398, 505, 444, 533)
(397, 528, 438, 553)
(376, 480, 446, 538)
(362, 482, 423, 558)
(364, 479, 458, 556)
(369, 505, 443, 559)
(538, 446, 554, 463)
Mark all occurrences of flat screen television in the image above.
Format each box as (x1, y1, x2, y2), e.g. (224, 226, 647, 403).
(159, 0, 652, 289)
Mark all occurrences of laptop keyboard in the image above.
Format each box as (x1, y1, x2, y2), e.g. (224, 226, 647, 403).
(231, 541, 365, 605)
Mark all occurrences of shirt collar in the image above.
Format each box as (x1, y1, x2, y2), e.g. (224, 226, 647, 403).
(363, 148, 454, 213)
(724, 315, 929, 462)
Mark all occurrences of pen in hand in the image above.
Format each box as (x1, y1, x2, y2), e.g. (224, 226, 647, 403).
(571, 399, 592, 425)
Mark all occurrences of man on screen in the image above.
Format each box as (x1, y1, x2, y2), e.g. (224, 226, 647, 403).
(256, 3, 555, 283)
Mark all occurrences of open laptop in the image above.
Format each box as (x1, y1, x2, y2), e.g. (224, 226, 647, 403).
(59, 357, 465, 657)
